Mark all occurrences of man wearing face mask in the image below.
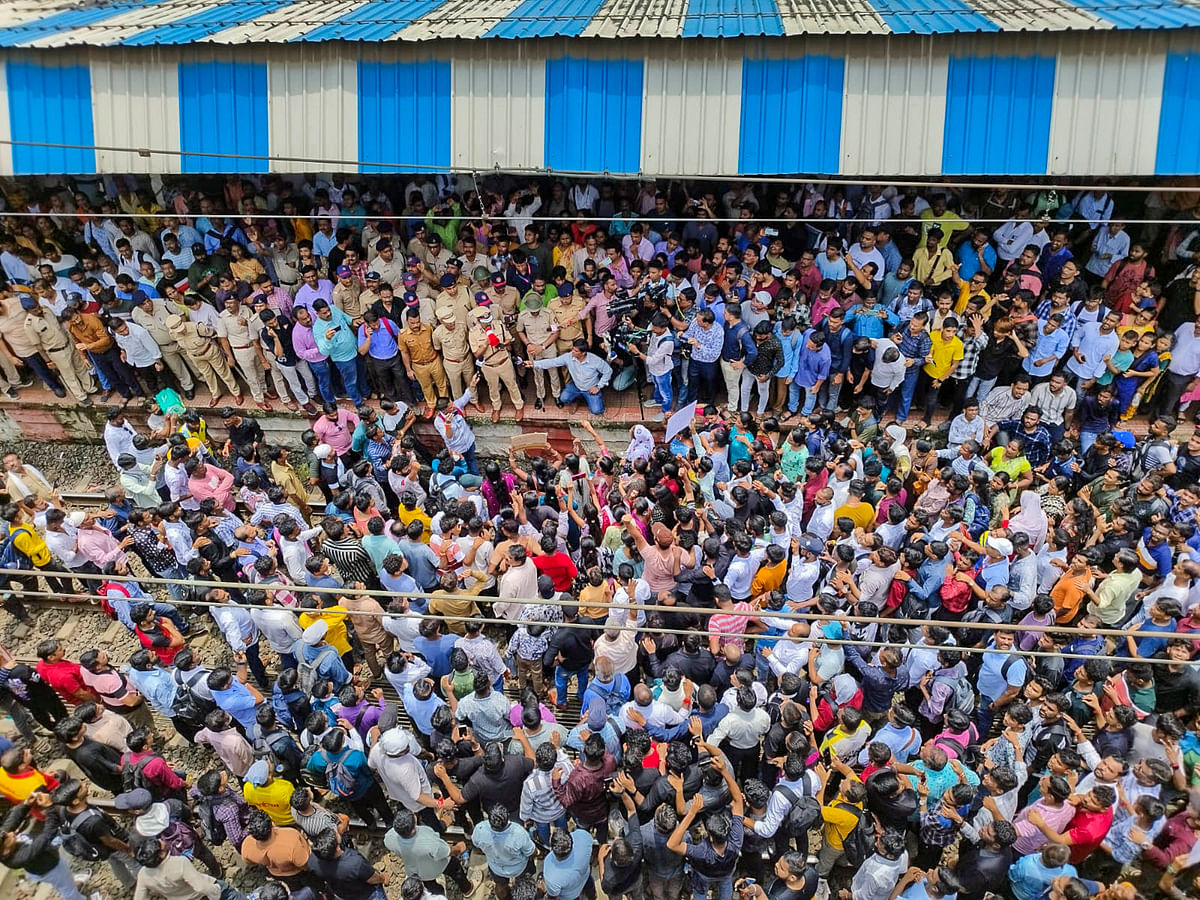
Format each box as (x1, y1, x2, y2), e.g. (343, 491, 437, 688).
(469, 297, 524, 423)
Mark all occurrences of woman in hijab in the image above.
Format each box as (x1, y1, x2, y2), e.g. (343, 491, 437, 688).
(809, 670, 863, 733)
(1008, 488, 1049, 550)
(625, 424, 654, 465)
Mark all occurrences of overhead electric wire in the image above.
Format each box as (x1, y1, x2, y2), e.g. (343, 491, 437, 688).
(2, 137, 1200, 195)
(8, 569, 1199, 667)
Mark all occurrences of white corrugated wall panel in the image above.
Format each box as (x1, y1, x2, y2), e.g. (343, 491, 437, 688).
(642, 48, 741, 176)
(841, 39, 947, 176)
(0, 57, 13, 176)
(450, 44, 544, 171)
(267, 45, 358, 173)
(89, 49, 181, 174)
(1048, 33, 1165, 176)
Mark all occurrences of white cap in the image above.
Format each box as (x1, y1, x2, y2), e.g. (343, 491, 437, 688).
(67, 511, 86, 527)
(301, 620, 328, 645)
(313, 444, 333, 460)
(986, 535, 1014, 557)
(754, 290, 772, 306)
(134, 803, 170, 838)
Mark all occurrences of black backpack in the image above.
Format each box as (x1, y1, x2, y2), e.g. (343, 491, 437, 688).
(837, 802, 875, 867)
(776, 784, 821, 838)
(121, 755, 156, 794)
(194, 796, 227, 847)
(171, 668, 214, 726)
(58, 808, 103, 861)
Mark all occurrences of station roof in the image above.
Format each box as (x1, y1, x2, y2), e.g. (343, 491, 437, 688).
(0, 0, 1197, 46)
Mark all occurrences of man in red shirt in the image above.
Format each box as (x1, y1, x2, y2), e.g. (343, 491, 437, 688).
(132, 603, 186, 666)
(532, 533, 578, 592)
(34, 639, 98, 706)
(1024, 784, 1116, 864)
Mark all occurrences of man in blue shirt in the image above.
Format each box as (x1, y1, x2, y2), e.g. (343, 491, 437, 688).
(975, 630, 1027, 736)
(819, 309, 855, 410)
(719, 303, 757, 415)
(312, 298, 364, 405)
(357, 310, 410, 405)
(793, 329, 830, 416)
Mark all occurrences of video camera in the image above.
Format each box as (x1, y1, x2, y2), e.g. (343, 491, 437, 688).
(607, 288, 639, 320)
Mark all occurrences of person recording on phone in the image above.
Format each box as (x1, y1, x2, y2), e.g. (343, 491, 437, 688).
(667, 751, 745, 900)
(311, 298, 364, 405)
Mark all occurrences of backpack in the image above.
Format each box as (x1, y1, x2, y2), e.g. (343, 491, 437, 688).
(932, 671, 976, 717)
(1000, 653, 1035, 688)
(98, 580, 130, 620)
(837, 801, 874, 867)
(58, 808, 103, 861)
(776, 784, 821, 838)
(253, 730, 292, 771)
(121, 755, 156, 793)
(296, 644, 336, 693)
(194, 796, 227, 846)
(326, 748, 361, 798)
(171, 667, 213, 726)
(0, 525, 33, 571)
(300, 742, 329, 789)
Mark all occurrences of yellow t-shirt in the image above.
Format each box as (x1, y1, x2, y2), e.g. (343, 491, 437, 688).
(923, 334, 964, 379)
(395, 505, 433, 543)
(299, 608, 352, 657)
(955, 283, 990, 314)
(821, 795, 863, 850)
(10, 523, 50, 567)
(243, 778, 297, 826)
(834, 500, 876, 531)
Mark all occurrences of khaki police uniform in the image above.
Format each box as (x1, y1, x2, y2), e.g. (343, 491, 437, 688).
(517, 302, 561, 402)
(168, 314, 241, 400)
(432, 307, 474, 401)
(546, 294, 587, 352)
(468, 311, 524, 413)
(487, 285, 522, 333)
(333, 279, 364, 318)
(131, 298, 195, 393)
(217, 306, 267, 402)
(397, 321, 449, 407)
(435, 286, 475, 328)
(23, 309, 94, 401)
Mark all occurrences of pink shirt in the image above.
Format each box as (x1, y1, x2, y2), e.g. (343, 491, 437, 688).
(76, 527, 127, 569)
(313, 409, 359, 456)
(188, 463, 236, 511)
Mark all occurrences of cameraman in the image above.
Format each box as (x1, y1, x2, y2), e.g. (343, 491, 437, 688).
(629, 314, 676, 419)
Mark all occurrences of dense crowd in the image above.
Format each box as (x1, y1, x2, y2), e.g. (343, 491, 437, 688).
(0, 174, 1198, 900)
(0, 176, 1198, 427)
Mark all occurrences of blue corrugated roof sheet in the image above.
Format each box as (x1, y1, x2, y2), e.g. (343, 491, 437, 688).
(0, 0, 1194, 45)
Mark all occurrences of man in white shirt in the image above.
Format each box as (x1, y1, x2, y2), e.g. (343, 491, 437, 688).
(992, 210, 1035, 262)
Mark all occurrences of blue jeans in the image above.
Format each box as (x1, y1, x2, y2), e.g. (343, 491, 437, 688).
(968, 375, 997, 404)
(20, 353, 64, 393)
(462, 443, 480, 476)
(651, 372, 673, 412)
(693, 874, 734, 900)
(1080, 429, 1100, 455)
(819, 373, 844, 411)
(897, 365, 921, 421)
(153, 602, 187, 634)
(160, 564, 187, 603)
(555, 665, 590, 705)
(560, 382, 605, 414)
(308, 358, 337, 404)
(333, 357, 364, 405)
(802, 384, 822, 415)
(533, 815, 569, 844)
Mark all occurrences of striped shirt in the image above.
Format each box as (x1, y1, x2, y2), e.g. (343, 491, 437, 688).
(708, 602, 754, 650)
(1028, 381, 1077, 427)
(952, 332, 988, 380)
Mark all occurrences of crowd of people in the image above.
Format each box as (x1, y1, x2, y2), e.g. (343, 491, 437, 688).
(0, 173, 1197, 900)
(0, 175, 1198, 426)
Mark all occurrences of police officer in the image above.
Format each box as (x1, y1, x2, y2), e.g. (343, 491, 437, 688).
(432, 305, 474, 403)
(167, 313, 243, 405)
(516, 293, 561, 411)
(130, 295, 196, 400)
(469, 299, 524, 423)
(217, 295, 268, 409)
(23, 297, 95, 404)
